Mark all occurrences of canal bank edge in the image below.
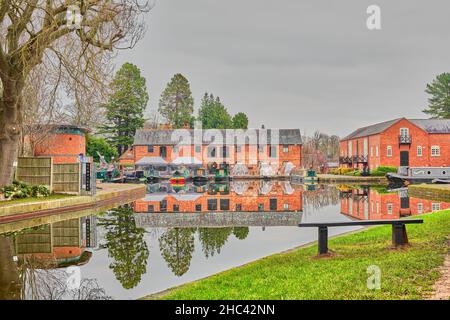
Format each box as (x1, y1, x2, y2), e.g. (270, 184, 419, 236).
(0, 183, 146, 223)
(408, 184, 450, 202)
(142, 210, 450, 300)
(317, 174, 387, 183)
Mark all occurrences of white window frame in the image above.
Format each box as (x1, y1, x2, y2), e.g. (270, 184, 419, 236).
(387, 145, 393, 157)
(432, 203, 441, 212)
(387, 203, 393, 215)
(431, 146, 440, 157)
(417, 203, 423, 214)
(400, 127, 409, 137)
(370, 146, 373, 157)
(376, 146, 379, 157)
(283, 145, 289, 153)
(283, 203, 289, 210)
(417, 146, 423, 157)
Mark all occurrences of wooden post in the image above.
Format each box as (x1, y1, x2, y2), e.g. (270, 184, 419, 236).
(392, 223, 408, 246)
(318, 226, 328, 255)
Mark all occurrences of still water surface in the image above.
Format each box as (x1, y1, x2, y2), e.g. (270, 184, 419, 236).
(1, 181, 448, 299)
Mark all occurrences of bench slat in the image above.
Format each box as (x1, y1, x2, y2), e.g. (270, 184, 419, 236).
(298, 219, 423, 227)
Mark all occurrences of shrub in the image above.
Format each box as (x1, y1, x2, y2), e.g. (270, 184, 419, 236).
(375, 166, 397, 173)
(370, 166, 397, 176)
(0, 181, 50, 200)
(344, 170, 361, 176)
(329, 167, 355, 175)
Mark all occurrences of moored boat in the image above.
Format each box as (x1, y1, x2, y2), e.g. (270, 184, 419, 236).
(387, 166, 450, 186)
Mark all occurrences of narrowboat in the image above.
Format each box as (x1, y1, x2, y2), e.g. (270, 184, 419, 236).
(386, 166, 450, 186)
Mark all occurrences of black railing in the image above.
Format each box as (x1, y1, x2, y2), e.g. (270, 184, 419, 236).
(339, 156, 351, 164)
(352, 155, 368, 163)
(399, 135, 412, 144)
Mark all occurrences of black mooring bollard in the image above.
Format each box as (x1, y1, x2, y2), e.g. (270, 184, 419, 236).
(318, 226, 328, 254)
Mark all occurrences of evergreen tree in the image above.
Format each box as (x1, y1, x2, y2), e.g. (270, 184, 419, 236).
(423, 73, 450, 118)
(158, 74, 194, 128)
(232, 112, 249, 129)
(197, 93, 233, 129)
(99, 63, 149, 155)
(86, 135, 118, 163)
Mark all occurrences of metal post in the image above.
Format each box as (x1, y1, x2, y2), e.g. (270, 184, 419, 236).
(392, 223, 408, 246)
(318, 226, 328, 255)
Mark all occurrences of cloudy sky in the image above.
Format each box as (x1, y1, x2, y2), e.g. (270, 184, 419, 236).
(116, 0, 450, 137)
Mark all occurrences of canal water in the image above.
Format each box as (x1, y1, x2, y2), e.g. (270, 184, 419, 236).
(0, 180, 449, 300)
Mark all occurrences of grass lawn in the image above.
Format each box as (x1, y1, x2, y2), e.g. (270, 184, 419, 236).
(0, 194, 73, 207)
(146, 210, 450, 300)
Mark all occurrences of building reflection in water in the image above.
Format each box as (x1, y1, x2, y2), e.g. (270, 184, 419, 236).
(0, 215, 111, 300)
(339, 185, 450, 220)
(134, 180, 303, 213)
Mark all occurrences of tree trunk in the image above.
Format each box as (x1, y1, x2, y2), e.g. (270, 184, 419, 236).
(0, 236, 21, 300)
(0, 77, 23, 187)
(0, 135, 20, 186)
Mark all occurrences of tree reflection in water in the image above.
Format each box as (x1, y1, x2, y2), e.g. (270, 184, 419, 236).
(302, 184, 340, 211)
(98, 205, 149, 289)
(159, 228, 195, 276)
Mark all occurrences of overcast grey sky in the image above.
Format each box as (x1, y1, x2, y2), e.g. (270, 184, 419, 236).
(116, 0, 450, 137)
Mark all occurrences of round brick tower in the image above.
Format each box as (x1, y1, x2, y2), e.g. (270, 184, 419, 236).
(34, 125, 90, 164)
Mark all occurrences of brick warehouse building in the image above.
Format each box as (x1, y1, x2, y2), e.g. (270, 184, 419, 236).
(131, 128, 302, 176)
(339, 118, 450, 170)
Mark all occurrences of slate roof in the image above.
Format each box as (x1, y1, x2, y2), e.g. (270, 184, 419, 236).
(341, 119, 402, 141)
(341, 118, 450, 141)
(133, 129, 302, 145)
(409, 119, 450, 134)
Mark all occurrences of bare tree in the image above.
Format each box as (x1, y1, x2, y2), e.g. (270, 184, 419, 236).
(0, 0, 151, 186)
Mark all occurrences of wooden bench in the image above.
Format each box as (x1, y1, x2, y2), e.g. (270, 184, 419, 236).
(298, 219, 424, 255)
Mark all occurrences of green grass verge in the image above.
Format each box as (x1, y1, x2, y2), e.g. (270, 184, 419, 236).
(146, 210, 450, 300)
(0, 194, 73, 207)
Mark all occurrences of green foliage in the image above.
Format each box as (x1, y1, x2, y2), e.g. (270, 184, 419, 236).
(158, 74, 195, 128)
(1, 181, 50, 200)
(98, 205, 149, 289)
(423, 73, 450, 118)
(99, 63, 149, 154)
(375, 166, 397, 173)
(159, 228, 196, 277)
(197, 93, 233, 129)
(232, 112, 249, 129)
(343, 170, 361, 176)
(86, 135, 119, 162)
(329, 167, 355, 175)
(371, 166, 397, 176)
(153, 210, 450, 300)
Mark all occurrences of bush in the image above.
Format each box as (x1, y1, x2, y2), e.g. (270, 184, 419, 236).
(329, 167, 355, 175)
(374, 166, 397, 173)
(344, 170, 361, 176)
(0, 181, 50, 200)
(370, 166, 397, 176)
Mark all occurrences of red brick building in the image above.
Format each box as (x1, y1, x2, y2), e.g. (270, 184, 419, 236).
(131, 128, 302, 176)
(339, 118, 450, 170)
(33, 125, 90, 164)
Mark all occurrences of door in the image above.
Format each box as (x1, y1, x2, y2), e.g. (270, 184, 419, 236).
(160, 146, 167, 158)
(400, 151, 409, 166)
